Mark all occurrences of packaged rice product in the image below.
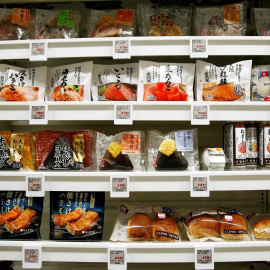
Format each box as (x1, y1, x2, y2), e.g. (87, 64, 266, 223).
(0, 64, 47, 102)
(50, 191, 105, 241)
(196, 60, 252, 102)
(110, 204, 181, 242)
(96, 131, 145, 171)
(258, 122, 270, 168)
(91, 63, 138, 101)
(246, 213, 270, 240)
(138, 61, 195, 101)
(46, 62, 92, 101)
(147, 129, 199, 171)
(251, 66, 270, 101)
(253, 8, 270, 36)
(137, 4, 192, 36)
(200, 147, 226, 171)
(0, 191, 43, 239)
(245, 122, 258, 168)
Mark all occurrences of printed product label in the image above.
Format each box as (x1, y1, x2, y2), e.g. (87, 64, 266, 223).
(197, 250, 212, 265)
(154, 231, 179, 240)
(130, 205, 152, 213)
(58, 10, 75, 27)
(223, 229, 247, 234)
(72, 134, 85, 163)
(175, 130, 193, 152)
(208, 148, 225, 170)
(25, 249, 39, 263)
(246, 127, 258, 165)
(115, 10, 133, 26)
(235, 127, 246, 164)
(10, 135, 24, 163)
(110, 250, 125, 265)
(264, 127, 270, 165)
(122, 133, 140, 155)
(224, 4, 241, 25)
(11, 8, 30, 27)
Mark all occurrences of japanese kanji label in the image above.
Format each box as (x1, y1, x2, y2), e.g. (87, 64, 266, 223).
(190, 174, 210, 197)
(26, 174, 45, 197)
(191, 102, 210, 125)
(110, 175, 129, 198)
(190, 38, 208, 58)
(195, 246, 214, 270)
(108, 246, 127, 270)
(22, 244, 42, 269)
(30, 41, 48, 61)
(114, 103, 133, 125)
(29, 102, 48, 125)
(113, 38, 131, 59)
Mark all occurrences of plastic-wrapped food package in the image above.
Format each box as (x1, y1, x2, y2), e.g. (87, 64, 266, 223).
(138, 61, 195, 101)
(247, 213, 270, 240)
(251, 66, 270, 101)
(96, 131, 145, 171)
(196, 60, 252, 102)
(50, 191, 105, 241)
(137, 4, 192, 36)
(35, 130, 95, 171)
(91, 63, 138, 101)
(147, 129, 199, 171)
(253, 8, 270, 36)
(0, 191, 43, 239)
(200, 147, 226, 171)
(46, 62, 92, 101)
(194, 2, 247, 36)
(110, 204, 181, 242)
(0, 64, 47, 101)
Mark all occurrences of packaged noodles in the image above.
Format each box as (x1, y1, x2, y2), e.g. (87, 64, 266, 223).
(253, 8, 270, 36)
(50, 191, 105, 241)
(0, 191, 43, 239)
(251, 66, 270, 101)
(246, 213, 270, 240)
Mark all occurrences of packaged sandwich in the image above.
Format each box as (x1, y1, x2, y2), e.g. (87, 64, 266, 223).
(0, 64, 47, 102)
(252, 8, 270, 36)
(110, 204, 181, 242)
(138, 61, 195, 101)
(91, 63, 138, 101)
(50, 191, 105, 241)
(196, 60, 252, 102)
(0, 191, 43, 239)
(246, 213, 270, 240)
(46, 62, 92, 101)
(251, 66, 270, 101)
(137, 4, 192, 36)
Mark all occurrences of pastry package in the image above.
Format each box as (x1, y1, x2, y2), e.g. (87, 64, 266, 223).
(147, 129, 199, 171)
(91, 63, 138, 101)
(96, 131, 145, 171)
(137, 4, 192, 36)
(196, 60, 252, 102)
(110, 204, 181, 242)
(251, 66, 270, 101)
(0, 132, 35, 171)
(50, 191, 105, 241)
(0, 64, 47, 101)
(252, 8, 270, 36)
(194, 2, 248, 36)
(139, 61, 195, 101)
(46, 62, 92, 101)
(246, 213, 270, 240)
(35, 130, 95, 171)
(0, 191, 43, 239)
(200, 147, 226, 171)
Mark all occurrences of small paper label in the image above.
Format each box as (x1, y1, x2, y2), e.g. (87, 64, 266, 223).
(108, 246, 127, 270)
(32, 43, 45, 56)
(28, 177, 42, 192)
(224, 4, 241, 26)
(25, 249, 39, 264)
(115, 10, 133, 26)
(113, 39, 131, 59)
(122, 133, 140, 155)
(114, 102, 133, 125)
(197, 250, 212, 264)
(158, 213, 166, 219)
(116, 105, 130, 120)
(26, 174, 45, 197)
(115, 40, 129, 54)
(110, 175, 129, 198)
(175, 130, 194, 152)
(193, 177, 207, 192)
(190, 174, 210, 197)
(31, 106, 45, 119)
(29, 103, 48, 125)
(190, 38, 208, 58)
(193, 105, 208, 120)
(23, 244, 42, 269)
(12, 8, 30, 27)
(191, 102, 210, 125)
(29, 41, 48, 62)
(195, 246, 214, 270)
(110, 250, 125, 265)
(112, 178, 127, 192)
(58, 10, 75, 27)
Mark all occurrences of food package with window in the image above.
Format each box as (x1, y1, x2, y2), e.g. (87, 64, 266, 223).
(96, 131, 145, 171)
(0, 64, 47, 101)
(196, 60, 252, 102)
(251, 66, 270, 101)
(35, 130, 96, 171)
(146, 129, 199, 171)
(0, 191, 43, 239)
(194, 2, 248, 36)
(91, 63, 138, 101)
(137, 4, 192, 36)
(46, 61, 92, 101)
(50, 191, 105, 240)
(252, 8, 270, 36)
(138, 61, 195, 101)
(110, 204, 181, 242)
(246, 213, 270, 240)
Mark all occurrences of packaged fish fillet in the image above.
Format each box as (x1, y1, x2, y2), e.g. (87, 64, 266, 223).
(46, 62, 92, 101)
(252, 8, 270, 36)
(91, 63, 138, 101)
(0, 191, 43, 239)
(251, 66, 270, 101)
(138, 61, 195, 101)
(196, 60, 252, 102)
(50, 191, 105, 241)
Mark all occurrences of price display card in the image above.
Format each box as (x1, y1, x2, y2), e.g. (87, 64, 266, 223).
(29, 102, 48, 125)
(195, 245, 214, 270)
(190, 38, 208, 59)
(114, 102, 133, 125)
(108, 246, 127, 270)
(29, 40, 48, 61)
(22, 243, 42, 269)
(113, 38, 131, 59)
(191, 102, 210, 125)
(190, 174, 210, 197)
(26, 174, 45, 197)
(110, 175, 129, 198)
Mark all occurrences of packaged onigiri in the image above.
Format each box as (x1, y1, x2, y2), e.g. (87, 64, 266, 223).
(251, 66, 270, 101)
(252, 8, 270, 36)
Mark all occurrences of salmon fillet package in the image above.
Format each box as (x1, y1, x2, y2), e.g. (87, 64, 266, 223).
(0, 64, 47, 101)
(138, 61, 195, 101)
(35, 130, 96, 171)
(253, 8, 270, 36)
(196, 60, 252, 102)
(91, 63, 138, 101)
(50, 191, 105, 241)
(46, 62, 92, 101)
(0, 191, 43, 239)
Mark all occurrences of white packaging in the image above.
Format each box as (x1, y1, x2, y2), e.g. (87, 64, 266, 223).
(253, 8, 270, 36)
(201, 148, 226, 171)
(251, 66, 270, 101)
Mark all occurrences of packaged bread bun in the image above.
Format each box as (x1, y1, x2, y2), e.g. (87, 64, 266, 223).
(246, 213, 270, 240)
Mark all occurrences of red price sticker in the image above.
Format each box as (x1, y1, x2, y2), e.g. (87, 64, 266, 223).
(30, 41, 48, 61)
(195, 246, 214, 269)
(29, 102, 48, 125)
(114, 102, 133, 125)
(191, 102, 210, 125)
(190, 38, 208, 58)
(26, 174, 45, 197)
(108, 246, 127, 270)
(113, 38, 131, 59)
(22, 244, 42, 269)
(190, 174, 210, 197)
(110, 175, 129, 198)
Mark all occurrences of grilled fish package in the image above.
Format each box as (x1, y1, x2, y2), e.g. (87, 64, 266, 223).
(252, 8, 270, 36)
(196, 60, 252, 102)
(0, 191, 43, 239)
(50, 191, 105, 241)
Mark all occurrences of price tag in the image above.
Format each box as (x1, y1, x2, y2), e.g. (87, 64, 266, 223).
(29, 40, 48, 61)
(190, 174, 209, 197)
(191, 102, 210, 125)
(190, 38, 208, 58)
(26, 174, 45, 197)
(110, 175, 129, 198)
(114, 102, 133, 125)
(113, 38, 131, 59)
(29, 102, 48, 125)
(108, 246, 127, 270)
(195, 246, 214, 270)
(22, 243, 42, 269)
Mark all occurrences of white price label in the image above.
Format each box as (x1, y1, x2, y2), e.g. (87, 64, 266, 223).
(190, 174, 209, 197)
(191, 102, 210, 125)
(110, 175, 129, 198)
(22, 244, 42, 269)
(29, 102, 48, 125)
(190, 38, 208, 58)
(114, 102, 133, 125)
(113, 38, 131, 59)
(26, 174, 45, 197)
(195, 246, 214, 270)
(108, 246, 127, 270)
(29, 40, 48, 61)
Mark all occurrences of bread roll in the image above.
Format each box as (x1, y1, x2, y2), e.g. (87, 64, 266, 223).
(253, 218, 270, 239)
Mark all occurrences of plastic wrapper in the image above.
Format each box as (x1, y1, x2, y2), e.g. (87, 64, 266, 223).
(200, 147, 226, 171)
(147, 129, 199, 171)
(246, 213, 270, 240)
(138, 61, 195, 101)
(35, 130, 95, 171)
(0, 191, 43, 239)
(91, 63, 138, 101)
(96, 131, 145, 171)
(253, 8, 270, 36)
(110, 204, 181, 242)
(137, 4, 192, 36)
(196, 60, 252, 102)
(251, 66, 270, 101)
(50, 191, 105, 241)
(46, 62, 92, 101)
(0, 64, 47, 102)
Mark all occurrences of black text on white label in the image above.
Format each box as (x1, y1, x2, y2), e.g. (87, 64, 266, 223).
(114, 102, 133, 125)
(190, 38, 208, 58)
(110, 175, 129, 198)
(22, 244, 42, 269)
(190, 174, 209, 197)
(113, 39, 131, 59)
(26, 174, 45, 197)
(108, 246, 127, 270)
(29, 103, 48, 125)
(29, 41, 48, 61)
(191, 103, 210, 125)
(195, 246, 214, 270)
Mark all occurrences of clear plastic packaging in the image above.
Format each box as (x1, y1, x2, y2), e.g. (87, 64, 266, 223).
(252, 8, 270, 36)
(200, 147, 226, 171)
(246, 213, 270, 240)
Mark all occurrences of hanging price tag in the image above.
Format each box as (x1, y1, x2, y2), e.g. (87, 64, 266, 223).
(110, 175, 129, 198)
(190, 174, 209, 197)
(26, 174, 45, 197)
(29, 40, 48, 61)
(191, 102, 210, 125)
(108, 246, 127, 270)
(22, 243, 42, 269)
(190, 38, 208, 58)
(195, 246, 214, 270)
(113, 38, 131, 59)
(114, 102, 133, 125)
(29, 102, 48, 125)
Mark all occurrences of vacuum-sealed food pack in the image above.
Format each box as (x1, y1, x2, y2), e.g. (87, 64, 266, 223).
(251, 66, 270, 101)
(46, 62, 92, 101)
(50, 191, 105, 241)
(0, 64, 47, 101)
(137, 4, 192, 36)
(139, 61, 195, 101)
(247, 213, 270, 240)
(110, 204, 181, 242)
(253, 8, 270, 36)
(196, 60, 252, 102)
(91, 63, 138, 101)
(0, 191, 43, 239)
